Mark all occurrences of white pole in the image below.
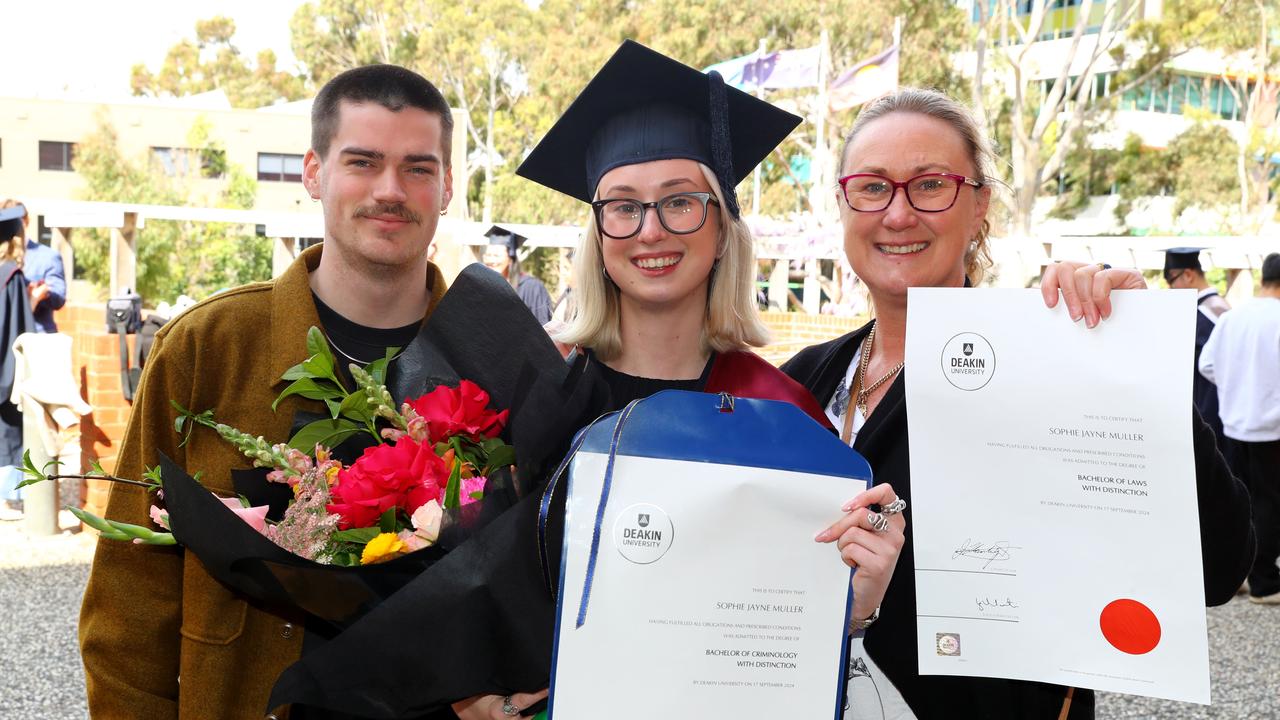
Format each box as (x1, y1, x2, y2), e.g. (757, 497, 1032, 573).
(751, 38, 767, 216)
(894, 16, 903, 52)
(811, 29, 831, 219)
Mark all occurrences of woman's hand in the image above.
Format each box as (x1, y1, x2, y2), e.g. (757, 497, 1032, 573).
(1041, 261, 1147, 329)
(815, 483, 906, 625)
(452, 690, 549, 719)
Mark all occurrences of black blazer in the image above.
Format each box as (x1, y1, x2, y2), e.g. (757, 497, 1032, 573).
(782, 321, 1254, 720)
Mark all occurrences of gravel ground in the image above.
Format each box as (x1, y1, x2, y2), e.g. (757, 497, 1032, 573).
(0, 518, 1276, 720)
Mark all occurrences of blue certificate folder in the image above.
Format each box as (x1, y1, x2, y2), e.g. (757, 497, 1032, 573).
(545, 390, 873, 719)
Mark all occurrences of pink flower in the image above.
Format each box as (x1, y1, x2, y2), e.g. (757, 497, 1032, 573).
(327, 436, 448, 530)
(149, 505, 170, 530)
(406, 380, 508, 443)
(458, 476, 487, 506)
(411, 500, 443, 539)
(217, 497, 270, 534)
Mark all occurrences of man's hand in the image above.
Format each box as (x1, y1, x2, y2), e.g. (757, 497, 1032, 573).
(29, 280, 50, 308)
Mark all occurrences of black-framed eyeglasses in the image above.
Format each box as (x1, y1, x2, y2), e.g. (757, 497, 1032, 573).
(1164, 269, 1186, 285)
(591, 192, 720, 239)
(837, 172, 984, 213)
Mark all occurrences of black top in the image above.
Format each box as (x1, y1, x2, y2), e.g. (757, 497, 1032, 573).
(782, 321, 1254, 720)
(588, 348, 714, 411)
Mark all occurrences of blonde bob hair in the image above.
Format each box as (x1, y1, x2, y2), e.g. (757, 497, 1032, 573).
(556, 163, 770, 360)
(0, 199, 27, 268)
(839, 88, 997, 285)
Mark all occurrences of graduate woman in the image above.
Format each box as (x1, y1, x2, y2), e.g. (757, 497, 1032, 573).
(783, 88, 1254, 720)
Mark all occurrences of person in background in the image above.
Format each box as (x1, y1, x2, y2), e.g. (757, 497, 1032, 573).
(1199, 252, 1280, 605)
(482, 225, 553, 324)
(0, 200, 66, 334)
(1165, 247, 1230, 443)
(0, 203, 35, 520)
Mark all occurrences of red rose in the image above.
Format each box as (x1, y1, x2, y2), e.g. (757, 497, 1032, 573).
(407, 379, 509, 444)
(327, 436, 448, 530)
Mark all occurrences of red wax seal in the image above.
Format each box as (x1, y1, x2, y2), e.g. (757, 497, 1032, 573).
(1099, 598, 1161, 655)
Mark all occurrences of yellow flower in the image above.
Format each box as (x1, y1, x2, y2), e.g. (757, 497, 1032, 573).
(360, 532, 409, 565)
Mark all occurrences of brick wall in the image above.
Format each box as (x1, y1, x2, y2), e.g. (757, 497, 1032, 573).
(758, 311, 866, 366)
(52, 302, 137, 519)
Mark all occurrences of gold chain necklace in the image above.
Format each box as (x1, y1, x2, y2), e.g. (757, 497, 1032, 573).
(855, 323, 905, 418)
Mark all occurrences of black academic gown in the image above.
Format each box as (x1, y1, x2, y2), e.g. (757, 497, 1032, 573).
(0, 261, 34, 468)
(1192, 292, 1225, 443)
(781, 320, 1255, 720)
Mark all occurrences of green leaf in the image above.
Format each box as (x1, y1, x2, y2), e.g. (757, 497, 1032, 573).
(305, 326, 327, 358)
(142, 466, 164, 486)
(331, 527, 381, 544)
(89, 459, 107, 477)
(174, 415, 187, 435)
(337, 392, 374, 423)
(303, 353, 335, 381)
(287, 418, 362, 452)
(280, 362, 310, 381)
(325, 398, 342, 419)
(366, 346, 400, 387)
(378, 507, 397, 533)
(272, 377, 343, 412)
(482, 444, 517, 472)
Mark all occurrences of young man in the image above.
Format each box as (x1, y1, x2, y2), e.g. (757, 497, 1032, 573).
(79, 64, 454, 719)
(1199, 253, 1280, 605)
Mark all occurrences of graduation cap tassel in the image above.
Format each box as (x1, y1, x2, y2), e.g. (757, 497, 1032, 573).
(707, 71, 741, 219)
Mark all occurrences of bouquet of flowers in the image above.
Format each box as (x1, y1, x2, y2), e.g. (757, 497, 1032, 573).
(24, 327, 515, 570)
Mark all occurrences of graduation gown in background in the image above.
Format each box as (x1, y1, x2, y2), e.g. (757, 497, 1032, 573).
(0, 261, 34, 467)
(269, 349, 830, 718)
(1193, 289, 1229, 443)
(780, 320, 1255, 720)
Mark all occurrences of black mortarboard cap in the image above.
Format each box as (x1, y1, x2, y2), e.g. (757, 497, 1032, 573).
(484, 225, 525, 258)
(1163, 247, 1205, 273)
(516, 40, 802, 218)
(0, 206, 25, 241)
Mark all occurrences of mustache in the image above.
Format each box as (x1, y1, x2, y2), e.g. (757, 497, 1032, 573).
(354, 203, 422, 224)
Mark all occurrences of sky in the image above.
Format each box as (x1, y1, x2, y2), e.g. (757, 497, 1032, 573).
(10, 0, 310, 99)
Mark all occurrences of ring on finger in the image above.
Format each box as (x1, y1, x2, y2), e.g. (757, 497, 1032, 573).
(881, 497, 906, 515)
(501, 696, 521, 717)
(1096, 262, 1111, 271)
(867, 511, 889, 533)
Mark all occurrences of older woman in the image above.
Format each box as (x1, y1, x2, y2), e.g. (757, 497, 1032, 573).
(784, 88, 1253, 719)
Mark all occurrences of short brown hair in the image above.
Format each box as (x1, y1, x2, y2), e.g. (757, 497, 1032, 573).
(311, 65, 454, 165)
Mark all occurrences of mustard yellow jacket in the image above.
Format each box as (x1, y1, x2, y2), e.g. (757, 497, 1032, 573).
(79, 245, 446, 719)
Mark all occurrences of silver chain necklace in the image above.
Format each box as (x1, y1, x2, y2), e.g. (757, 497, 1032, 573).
(323, 330, 406, 367)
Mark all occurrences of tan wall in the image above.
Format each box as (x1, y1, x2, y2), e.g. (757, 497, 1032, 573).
(0, 95, 469, 218)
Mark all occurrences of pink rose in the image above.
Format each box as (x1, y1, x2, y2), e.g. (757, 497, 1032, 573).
(406, 380, 508, 443)
(327, 437, 448, 530)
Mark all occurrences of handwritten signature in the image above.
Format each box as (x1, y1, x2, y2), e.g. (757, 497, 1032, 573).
(975, 596, 1020, 612)
(951, 538, 1022, 569)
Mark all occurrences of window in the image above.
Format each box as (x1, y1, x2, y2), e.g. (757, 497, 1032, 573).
(39, 141, 75, 171)
(151, 147, 226, 178)
(257, 152, 303, 182)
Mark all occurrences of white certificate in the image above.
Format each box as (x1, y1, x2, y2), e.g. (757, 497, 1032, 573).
(548, 393, 869, 719)
(905, 288, 1209, 703)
